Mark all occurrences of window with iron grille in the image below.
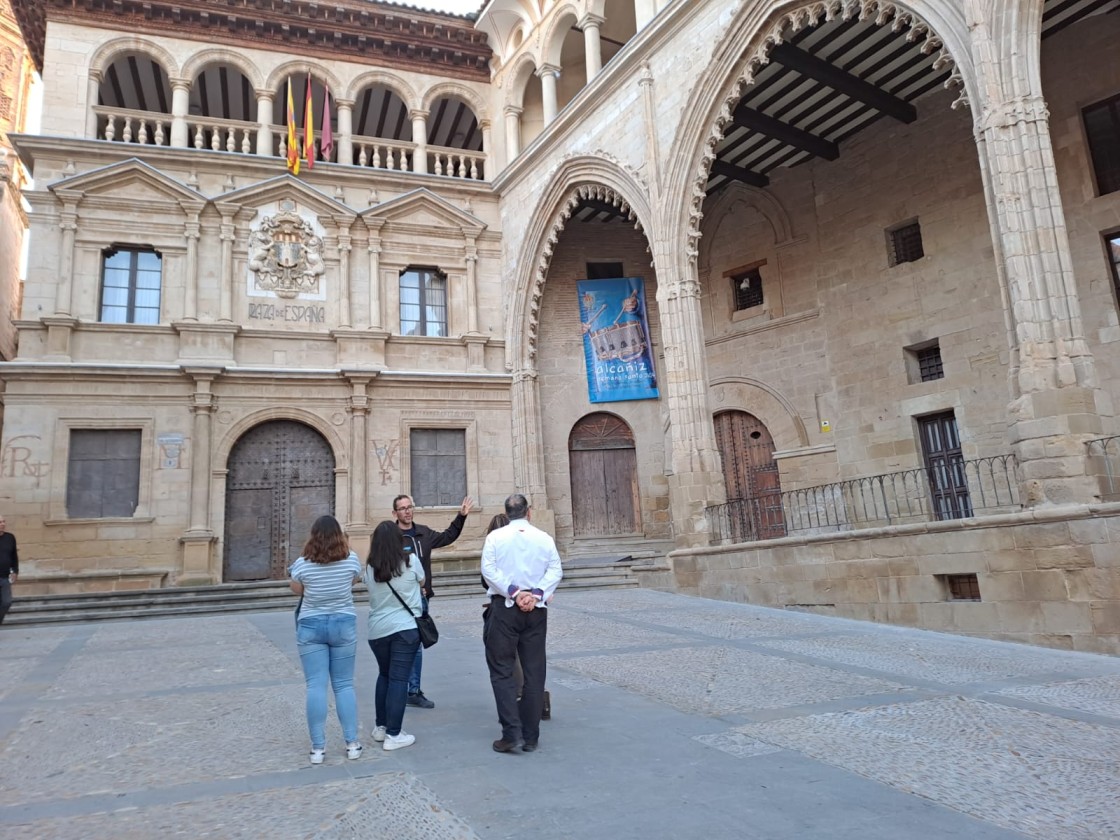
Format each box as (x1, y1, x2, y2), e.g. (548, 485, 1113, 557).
(400, 267, 448, 337)
(887, 220, 924, 266)
(731, 267, 764, 311)
(917, 344, 944, 382)
(100, 247, 162, 324)
(409, 429, 466, 507)
(1107, 233, 1120, 307)
(942, 573, 981, 601)
(66, 429, 141, 518)
(1083, 94, 1120, 196)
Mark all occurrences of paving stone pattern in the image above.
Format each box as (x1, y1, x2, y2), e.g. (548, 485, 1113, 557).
(1, 589, 1118, 839)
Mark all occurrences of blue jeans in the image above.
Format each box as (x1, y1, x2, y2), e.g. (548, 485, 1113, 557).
(370, 628, 421, 736)
(297, 613, 359, 750)
(407, 595, 428, 694)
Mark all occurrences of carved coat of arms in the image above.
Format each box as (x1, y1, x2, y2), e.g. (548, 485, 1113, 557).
(247, 204, 325, 298)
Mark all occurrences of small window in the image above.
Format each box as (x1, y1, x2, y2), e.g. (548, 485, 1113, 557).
(941, 573, 981, 601)
(1083, 94, 1120, 195)
(66, 429, 141, 518)
(887, 220, 924, 266)
(100, 247, 162, 324)
(731, 266, 764, 311)
(918, 344, 944, 382)
(1107, 233, 1120, 307)
(586, 261, 624, 280)
(400, 267, 447, 337)
(409, 429, 466, 506)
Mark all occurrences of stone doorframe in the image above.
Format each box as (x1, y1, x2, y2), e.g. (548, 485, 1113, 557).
(506, 153, 655, 533)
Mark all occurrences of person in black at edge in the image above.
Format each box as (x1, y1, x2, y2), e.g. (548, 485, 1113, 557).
(0, 515, 18, 625)
(392, 493, 473, 708)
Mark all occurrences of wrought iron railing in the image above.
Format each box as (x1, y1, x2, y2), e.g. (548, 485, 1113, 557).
(1086, 435, 1120, 501)
(706, 454, 1021, 544)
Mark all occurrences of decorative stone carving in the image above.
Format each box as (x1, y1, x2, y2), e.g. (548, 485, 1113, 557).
(247, 201, 325, 299)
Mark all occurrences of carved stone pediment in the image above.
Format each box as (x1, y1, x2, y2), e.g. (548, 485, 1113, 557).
(247, 201, 325, 299)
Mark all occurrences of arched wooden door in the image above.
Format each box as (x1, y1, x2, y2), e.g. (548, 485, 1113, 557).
(569, 413, 640, 537)
(223, 420, 336, 581)
(713, 411, 786, 541)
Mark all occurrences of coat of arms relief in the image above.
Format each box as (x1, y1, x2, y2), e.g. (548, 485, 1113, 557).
(247, 201, 325, 298)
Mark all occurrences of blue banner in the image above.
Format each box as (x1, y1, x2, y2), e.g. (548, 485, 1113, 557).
(577, 277, 659, 403)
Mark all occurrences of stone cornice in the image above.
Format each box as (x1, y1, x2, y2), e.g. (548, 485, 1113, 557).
(10, 0, 491, 80)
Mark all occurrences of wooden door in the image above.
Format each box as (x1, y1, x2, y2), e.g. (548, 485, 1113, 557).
(918, 411, 972, 520)
(569, 413, 640, 537)
(713, 411, 785, 541)
(223, 420, 336, 581)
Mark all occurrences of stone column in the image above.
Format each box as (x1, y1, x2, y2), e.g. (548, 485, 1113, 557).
(218, 212, 236, 322)
(465, 235, 479, 333)
(182, 205, 202, 320)
(365, 219, 385, 328)
(411, 109, 429, 174)
(345, 375, 372, 530)
(510, 368, 549, 514)
(55, 194, 80, 316)
(86, 71, 102, 139)
(170, 79, 191, 148)
(255, 90, 274, 156)
(480, 119, 492, 180)
(337, 99, 354, 165)
(656, 241, 726, 547)
(538, 66, 560, 125)
(337, 224, 353, 328)
(181, 370, 218, 584)
(581, 14, 604, 79)
(504, 106, 522, 162)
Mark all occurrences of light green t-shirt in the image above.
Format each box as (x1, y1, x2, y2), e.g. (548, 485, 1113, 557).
(364, 555, 425, 641)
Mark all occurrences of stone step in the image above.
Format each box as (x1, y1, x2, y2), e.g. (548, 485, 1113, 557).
(4, 563, 642, 627)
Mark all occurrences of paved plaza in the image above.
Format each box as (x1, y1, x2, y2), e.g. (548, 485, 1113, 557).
(1, 588, 1118, 839)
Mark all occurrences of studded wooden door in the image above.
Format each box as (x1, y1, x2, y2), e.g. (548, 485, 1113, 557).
(569, 413, 641, 537)
(714, 411, 786, 541)
(223, 420, 336, 581)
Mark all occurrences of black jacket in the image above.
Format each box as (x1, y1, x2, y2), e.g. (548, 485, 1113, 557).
(0, 532, 17, 579)
(402, 513, 466, 597)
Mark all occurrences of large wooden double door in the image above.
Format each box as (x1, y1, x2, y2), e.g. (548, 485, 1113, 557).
(569, 413, 641, 537)
(223, 420, 336, 581)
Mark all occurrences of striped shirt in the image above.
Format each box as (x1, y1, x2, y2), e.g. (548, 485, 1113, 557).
(290, 551, 362, 618)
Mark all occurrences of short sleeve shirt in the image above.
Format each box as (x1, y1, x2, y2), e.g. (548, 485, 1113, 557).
(290, 551, 362, 618)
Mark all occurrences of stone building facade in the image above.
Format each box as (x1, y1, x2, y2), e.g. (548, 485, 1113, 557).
(4, 0, 1120, 653)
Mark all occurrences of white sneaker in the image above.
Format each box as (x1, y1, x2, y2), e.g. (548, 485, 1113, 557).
(371, 726, 387, 742)
(346, 742, 363, 760)
(309, 748, 325, 765)
(383, 731, 416, 751)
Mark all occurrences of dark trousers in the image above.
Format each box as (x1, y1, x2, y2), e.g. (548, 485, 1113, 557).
(0, 578, 11, 624)
(485, 595, 547, 744)
(369, 629, 421, 736)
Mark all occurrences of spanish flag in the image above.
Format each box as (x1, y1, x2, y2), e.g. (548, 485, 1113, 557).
(285, 78, 300, 175)
(303, 73, 315, 169)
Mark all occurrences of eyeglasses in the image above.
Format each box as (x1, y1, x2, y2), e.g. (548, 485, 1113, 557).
(395, 505, 414, 512)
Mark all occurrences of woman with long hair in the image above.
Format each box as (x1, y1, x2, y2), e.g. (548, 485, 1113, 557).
(289, 514, 363, 765)
(364, 519, 425, 751)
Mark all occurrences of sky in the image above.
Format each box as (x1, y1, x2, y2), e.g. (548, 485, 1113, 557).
(380, 0, 484, 16)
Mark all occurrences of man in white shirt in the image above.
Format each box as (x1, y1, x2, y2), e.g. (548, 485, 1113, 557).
(481, 494, 562, 754)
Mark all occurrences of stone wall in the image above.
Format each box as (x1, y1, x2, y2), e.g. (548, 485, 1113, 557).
(647, 505, 1120, 655)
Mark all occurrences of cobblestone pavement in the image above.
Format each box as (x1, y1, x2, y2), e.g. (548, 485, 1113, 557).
(1, 588, 1118, 839)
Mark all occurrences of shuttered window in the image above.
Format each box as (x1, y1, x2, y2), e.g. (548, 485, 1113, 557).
(410, 429, 466, 506)
(66, 429, 142, 518)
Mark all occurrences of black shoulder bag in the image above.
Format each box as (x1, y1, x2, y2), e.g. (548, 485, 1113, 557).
(386, 581, 439, 648)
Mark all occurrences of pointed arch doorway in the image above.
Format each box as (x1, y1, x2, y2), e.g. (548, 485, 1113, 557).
(223, 420, 336, 581)
(714, 411, 785, 542)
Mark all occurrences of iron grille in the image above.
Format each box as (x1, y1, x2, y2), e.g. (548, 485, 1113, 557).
(732, 268, 764, 311)
(946, 574, 981, 601)
(918, 345, 944, 382)
(888, 222, 924, 266)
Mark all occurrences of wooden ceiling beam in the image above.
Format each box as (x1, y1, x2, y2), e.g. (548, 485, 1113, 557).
(732, 102, 839, 161)
(770, 42, 917, 124)
(709, 160, 770, 188)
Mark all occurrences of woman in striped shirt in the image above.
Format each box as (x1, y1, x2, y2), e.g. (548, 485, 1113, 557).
(289, 515, 364, 765)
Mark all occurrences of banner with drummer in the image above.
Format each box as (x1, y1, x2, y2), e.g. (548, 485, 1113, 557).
(577, 277, 659, 403)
